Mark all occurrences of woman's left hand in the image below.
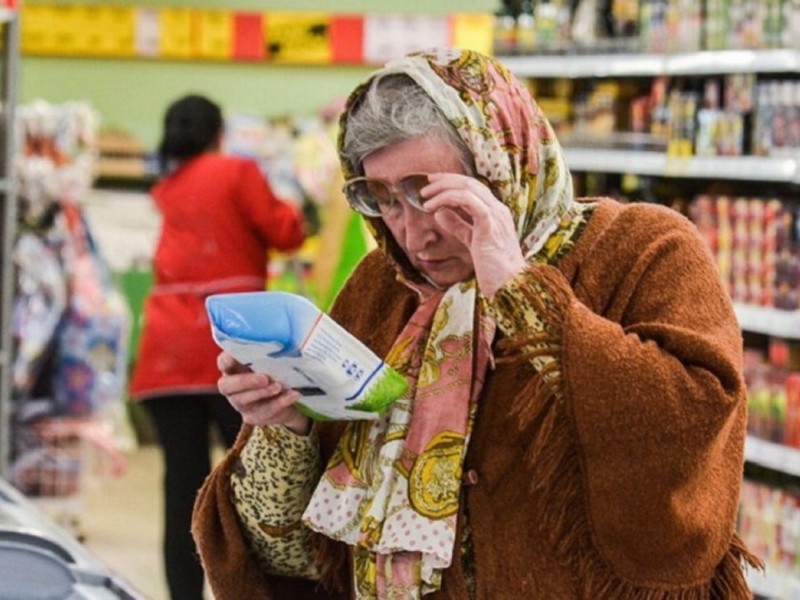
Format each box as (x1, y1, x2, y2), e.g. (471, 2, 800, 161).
(423, 173, 527, 297)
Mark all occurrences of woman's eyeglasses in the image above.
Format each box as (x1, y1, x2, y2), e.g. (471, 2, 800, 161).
(342, 174, 430, 218)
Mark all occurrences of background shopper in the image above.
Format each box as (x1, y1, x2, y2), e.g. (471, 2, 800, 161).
(130, 94, 305, 600)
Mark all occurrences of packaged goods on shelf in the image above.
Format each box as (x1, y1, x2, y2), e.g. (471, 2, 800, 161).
(738, 479, 800, 594)
(494, 0, 788, 55)
(689, 195, 797, 309)
(743, 341, 800, 447)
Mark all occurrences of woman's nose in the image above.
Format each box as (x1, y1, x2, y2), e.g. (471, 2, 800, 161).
(400, 205, 438, 251)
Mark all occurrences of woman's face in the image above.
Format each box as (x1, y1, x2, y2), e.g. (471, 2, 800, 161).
(362, 136, 476, 287)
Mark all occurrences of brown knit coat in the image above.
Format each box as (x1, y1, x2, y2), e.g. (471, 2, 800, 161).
(192, 198, 762, 599)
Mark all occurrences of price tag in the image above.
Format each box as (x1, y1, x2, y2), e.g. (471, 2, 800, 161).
(84, 6, 135, 57)
(159, 8, 192, 59)
(363, 14, 449, 65)
(265, 12, 331, 64)
(135, 8, 159, 57)
(450, 13, 495, 56)
(193, 9, 232, 60)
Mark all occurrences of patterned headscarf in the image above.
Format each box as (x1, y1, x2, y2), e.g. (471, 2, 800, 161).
(339, 46, 574, 265)
(303, 47, 575, 598)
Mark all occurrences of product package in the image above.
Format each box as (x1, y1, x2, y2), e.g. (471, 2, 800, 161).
(206, 291, 408, 420)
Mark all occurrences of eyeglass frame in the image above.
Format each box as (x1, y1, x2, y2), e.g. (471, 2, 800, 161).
(341, 173, 435, 218)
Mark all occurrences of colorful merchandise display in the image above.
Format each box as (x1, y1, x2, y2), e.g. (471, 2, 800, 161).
(8, 100, 131, 534)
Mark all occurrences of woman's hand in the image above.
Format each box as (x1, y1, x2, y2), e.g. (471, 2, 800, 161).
(422, 173, 527, 297)
(217, 352, 310, 435)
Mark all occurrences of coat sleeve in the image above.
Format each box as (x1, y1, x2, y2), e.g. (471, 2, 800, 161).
(191, 425, 342, 600)
(236, 159, 306, 252)
(487, 203, 761, 594)
(191, 252, 406, 599)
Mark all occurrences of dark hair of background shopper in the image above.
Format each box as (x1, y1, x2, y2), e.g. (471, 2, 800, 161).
(129, 93, 305, 600)
(193, 50, 762, 599)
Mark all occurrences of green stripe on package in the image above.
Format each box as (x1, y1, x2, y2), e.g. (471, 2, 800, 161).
(205, 291, 408, 420)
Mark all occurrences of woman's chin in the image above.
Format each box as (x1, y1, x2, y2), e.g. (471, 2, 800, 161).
(417, 262, 474, 288)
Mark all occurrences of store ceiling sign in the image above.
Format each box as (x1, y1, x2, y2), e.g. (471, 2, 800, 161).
(264, 12, 332, 64)
(363, 14, 449, 65)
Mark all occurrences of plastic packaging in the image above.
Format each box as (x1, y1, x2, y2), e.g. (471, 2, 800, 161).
(206, 291, 407, 420)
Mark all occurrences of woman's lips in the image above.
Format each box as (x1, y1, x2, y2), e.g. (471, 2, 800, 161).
(416, 258, 446, 271)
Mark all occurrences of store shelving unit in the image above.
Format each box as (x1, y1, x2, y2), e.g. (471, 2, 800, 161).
(501, 47, 800, 599)
(0, 7, 19, 479)
(563, 149, 800, 182)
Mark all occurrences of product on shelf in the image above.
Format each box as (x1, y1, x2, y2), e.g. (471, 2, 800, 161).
(689, 195, 792, 308)
(494, 0, 792, 55)
(739, 480, 800, 589)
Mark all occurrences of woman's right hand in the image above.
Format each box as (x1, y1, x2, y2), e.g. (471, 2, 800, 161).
(216, 352, 311, 435)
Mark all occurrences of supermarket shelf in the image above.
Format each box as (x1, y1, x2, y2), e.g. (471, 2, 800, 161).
(745, 436, 800, 477)
(500, 52, 665, 78)
(500, 49, 800, 78)
(734, 303, 800, 339)
(563, 148, 667, 176)
(563, 148, 800, 182)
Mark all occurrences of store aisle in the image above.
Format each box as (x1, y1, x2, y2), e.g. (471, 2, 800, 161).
(81, 443, 168, 600)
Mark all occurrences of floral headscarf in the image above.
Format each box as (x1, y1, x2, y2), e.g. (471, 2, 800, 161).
(303, 47, 575, 598)
(339, 46, 574, 265)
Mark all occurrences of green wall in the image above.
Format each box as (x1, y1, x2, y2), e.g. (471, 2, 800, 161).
(20, 0, 498, 149)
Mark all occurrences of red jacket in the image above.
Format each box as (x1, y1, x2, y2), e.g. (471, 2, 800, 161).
(130, 153, 305, 400)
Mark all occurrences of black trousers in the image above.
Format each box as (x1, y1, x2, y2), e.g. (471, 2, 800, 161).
(143, 393, 241, 600)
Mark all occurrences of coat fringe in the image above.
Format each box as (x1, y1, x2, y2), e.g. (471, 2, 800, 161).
(495, 264, 763, 599)
(310, 530, 348, 593)
(508, 371, 763, 599)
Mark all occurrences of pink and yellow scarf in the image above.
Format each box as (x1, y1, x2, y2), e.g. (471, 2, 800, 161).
(303, 47, 575, 598)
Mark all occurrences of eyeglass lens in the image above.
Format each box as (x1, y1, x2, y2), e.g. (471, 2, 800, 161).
(345, 174, 430, 216)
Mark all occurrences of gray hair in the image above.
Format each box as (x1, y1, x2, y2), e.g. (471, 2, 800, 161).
(341, 73, 473, 175)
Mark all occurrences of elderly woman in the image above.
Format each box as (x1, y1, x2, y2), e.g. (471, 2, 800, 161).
(192, 48, 761, 599)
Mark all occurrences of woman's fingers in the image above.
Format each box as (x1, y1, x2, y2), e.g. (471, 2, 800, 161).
(424, 173, 497, 208)
(217, 351, 250, 374)
(423, 172, 527, 297)
(215, 351, 308, 429)
(218, 371, 282, 402)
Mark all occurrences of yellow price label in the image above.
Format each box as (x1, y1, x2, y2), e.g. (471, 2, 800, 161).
(193, 9, 232, 60)
(265, 11, 331, 64)
(159, 8, 193, 59)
